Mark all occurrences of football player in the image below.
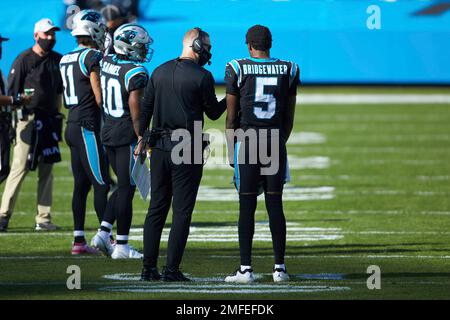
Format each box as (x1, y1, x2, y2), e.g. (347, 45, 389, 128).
(91, 23, 153, 259)
(60, 10, 111, 254)
(224, 25, 300, 283)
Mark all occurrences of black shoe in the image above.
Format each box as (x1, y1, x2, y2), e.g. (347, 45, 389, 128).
(161, 267, 191, 282)
(140, 267, 161, 281)
(35, 222, 59, 231)
(0, 216, 10, 233)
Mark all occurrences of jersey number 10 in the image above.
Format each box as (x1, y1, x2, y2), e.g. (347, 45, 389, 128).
(101, 75, 124, 118)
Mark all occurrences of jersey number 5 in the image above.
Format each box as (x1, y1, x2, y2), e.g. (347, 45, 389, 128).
(254, 77, 277, 119)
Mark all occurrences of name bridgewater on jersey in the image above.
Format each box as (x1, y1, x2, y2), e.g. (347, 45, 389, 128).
(242, 63, 288, 76)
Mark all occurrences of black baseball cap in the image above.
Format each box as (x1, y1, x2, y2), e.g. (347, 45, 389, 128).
(0, 35, 9, 42)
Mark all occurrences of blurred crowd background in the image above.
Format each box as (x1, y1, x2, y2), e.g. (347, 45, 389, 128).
(0, 0, 449, 84)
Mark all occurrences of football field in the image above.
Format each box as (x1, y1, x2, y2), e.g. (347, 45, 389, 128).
(1, 87, 450, 300)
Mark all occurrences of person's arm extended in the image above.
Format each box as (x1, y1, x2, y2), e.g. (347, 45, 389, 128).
(56, 94, 64, 113)
(225, 93, 239, 166)
(127, 69, 150, 158)
(284, 95, 296, 141)
(284, 62, 300, 141)
(202, 72, 226, 120)
(134, 78, 155, 158)
(90, 66, 102, 108)
(8, 54, 26, 99)
(0, 94, 32, 107)
(225, 94, 239, 130)
(0, 95, 13, 106)
(129, 88, 144, 138)
(139, 77, 155, 137)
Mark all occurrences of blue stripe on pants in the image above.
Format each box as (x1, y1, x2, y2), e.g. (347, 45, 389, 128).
(234, 142, 241, 193)
(81, 127, 105, 185)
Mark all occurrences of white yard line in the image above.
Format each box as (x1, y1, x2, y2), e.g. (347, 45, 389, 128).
(0, 256, 101, 260)
(417, 176, 450, 181)
(19, 183, 448, 202)
(287, 146, 449, 154)
(204, 156, 330, 170)
(2, 254, 450, 261)
(16, 186, 337, 201)
(288, 132, 326, 145)
(98, 284, 351, 294)
(210, 255, 450, 260)
(2, 230, 445, 237)
(294, 115, 449, 122)
(299, 94, 450, 104)
(10, 209, 446, 216)
(195, 186, 335, 201)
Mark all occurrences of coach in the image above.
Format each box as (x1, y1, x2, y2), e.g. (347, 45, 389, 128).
(138, 28, 226, 282)
(0, 19, 63, 232)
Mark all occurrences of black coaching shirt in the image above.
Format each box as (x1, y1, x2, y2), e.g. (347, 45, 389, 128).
(8, 48, 63, 115)
(0, 70, 6, 96)
(225, 57, 300, 129)
(60, 47, 103, 130)
(100, 54, 149, 147)
(140, 58, 226, 135)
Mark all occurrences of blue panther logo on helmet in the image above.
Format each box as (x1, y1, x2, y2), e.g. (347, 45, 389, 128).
(117, 30, 137, 43)
(113, 24, 153, 62)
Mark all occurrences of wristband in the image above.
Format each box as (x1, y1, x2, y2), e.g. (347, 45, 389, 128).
(12, 95, 23, 106)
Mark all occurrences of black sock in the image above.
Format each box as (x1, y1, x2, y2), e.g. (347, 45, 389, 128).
(100, 225, 111, 233)
(265, 194, 286, 265)
(239, 194, 258, 266)
(74, 236, 85, 244)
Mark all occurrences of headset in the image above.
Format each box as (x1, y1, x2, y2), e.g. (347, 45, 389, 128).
(191, 27, 211, 66)
(192, 27, 205, 54)
(170, 27, 209, 131)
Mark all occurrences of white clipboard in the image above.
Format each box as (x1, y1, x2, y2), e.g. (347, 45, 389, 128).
(132, 156, 151, 201)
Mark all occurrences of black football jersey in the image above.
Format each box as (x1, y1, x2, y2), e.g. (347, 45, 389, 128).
(100, 54, 149, 147)
(225, 57, 300, 129)
(60, 47, 103, 129)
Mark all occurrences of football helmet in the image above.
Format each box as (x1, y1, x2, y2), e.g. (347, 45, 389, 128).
(71, 9, 107, 50)
(113, 23, 154, 63)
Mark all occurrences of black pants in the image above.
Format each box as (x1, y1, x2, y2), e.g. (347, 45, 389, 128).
(143, 148, 203, 270)
(102, 143, 136, 239)
(0, 120, 11, 184)
(234, 131, 288, 266)
(65, 123, 110, 231)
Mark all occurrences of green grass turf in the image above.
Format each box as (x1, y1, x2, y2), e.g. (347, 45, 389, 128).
(0, 87, 450, 299)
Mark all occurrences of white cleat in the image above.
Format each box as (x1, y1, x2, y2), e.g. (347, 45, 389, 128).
(273, 268, 290, 283)
(111, 244, 143, 260)
(224, 268, 255, 284)
(91, 232, 114, 257)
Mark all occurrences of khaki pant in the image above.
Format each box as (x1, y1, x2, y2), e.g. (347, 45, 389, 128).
(0, 115, 53, 224)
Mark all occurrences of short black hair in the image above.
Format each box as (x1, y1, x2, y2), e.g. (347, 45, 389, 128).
(246, 25, 272, 51)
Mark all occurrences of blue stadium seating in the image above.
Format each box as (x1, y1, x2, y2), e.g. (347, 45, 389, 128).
(0, 0, 449, 84)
